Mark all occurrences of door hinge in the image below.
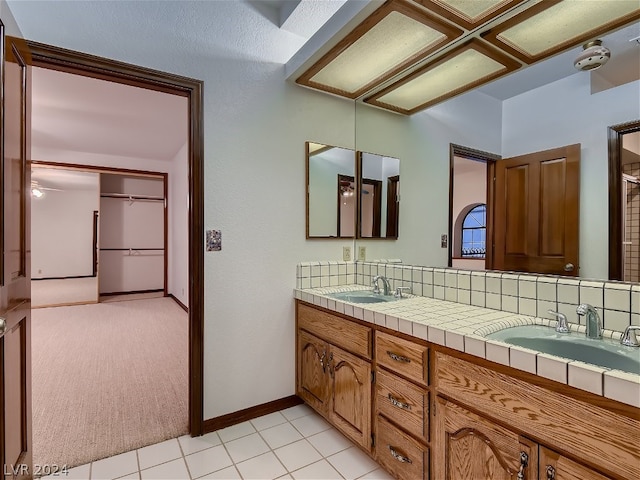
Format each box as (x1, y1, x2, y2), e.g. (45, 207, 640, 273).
(371, 371, 375, 384)
(371, 434, 375, 448)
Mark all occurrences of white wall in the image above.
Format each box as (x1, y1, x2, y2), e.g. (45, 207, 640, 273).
(31, 187, 99, 278)
(502, 74, 640, 279)
(168, 142, 189, 306)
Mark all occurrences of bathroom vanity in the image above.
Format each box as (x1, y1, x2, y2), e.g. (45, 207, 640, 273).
(295, 289, 640, 480)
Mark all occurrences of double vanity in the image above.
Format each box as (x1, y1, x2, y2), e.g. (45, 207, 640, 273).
(294, 262, 640, 480)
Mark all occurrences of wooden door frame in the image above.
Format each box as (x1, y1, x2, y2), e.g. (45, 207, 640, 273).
(448, 144, 500, 269)
(608, 120, 640, 281)
(25, 41, 205, 435)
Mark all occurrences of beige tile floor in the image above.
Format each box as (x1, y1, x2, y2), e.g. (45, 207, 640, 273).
(42, 405, 392, 480)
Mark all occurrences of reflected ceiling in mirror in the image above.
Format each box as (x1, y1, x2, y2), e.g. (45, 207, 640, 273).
(306, 142, 357, 238)
(359, 152, 400, 239)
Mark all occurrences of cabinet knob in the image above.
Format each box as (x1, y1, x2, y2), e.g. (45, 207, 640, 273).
(546, 465, 556, 480)
(387, 351, 410, 363)
(517, 451, 529, 480)
(564, 263, 575, 272)
(387, 393, 411, 410)
(388, 445, 412, 464)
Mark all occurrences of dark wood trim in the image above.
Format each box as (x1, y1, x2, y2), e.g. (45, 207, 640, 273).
(0, 21, 4, 288)
(169, 294, 189, 313)
(32, 275, 95, 281)
(92, 210, 99, 277)
(608, 120, 640, 281)
(30, 160, 166, 178)
(448, 144, 500, 269)
(203, 395, 304, 434)
(27, 41, 205, 436)
(295, 0, 463, 99)
(163, 173, 168, 297)
(100, 288, 164, 297)
(385, 174, 399, 238)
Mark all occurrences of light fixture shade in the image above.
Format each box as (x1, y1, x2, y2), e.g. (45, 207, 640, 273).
(296, 0, 463, 99)
(574, 40, 611, 71)
(365, 39, 521, 115)
(483, 0, 640, 64)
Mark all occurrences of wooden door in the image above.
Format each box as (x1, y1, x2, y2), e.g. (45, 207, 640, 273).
(494, 144, 580, 275)
(434, 398, 538, 480)
(297, 330, 329, 414)
(328, 344, 371, 451)
(539, 446, 613, 480)
(386, 175, 399, 238)
(1, 29, 32, 480)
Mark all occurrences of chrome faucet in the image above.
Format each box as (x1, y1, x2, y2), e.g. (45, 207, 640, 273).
(620, 326, 640, 347)
(372, 275, 391, 296)
(576, 304, 602, 339)
(548, 310, 569, 333)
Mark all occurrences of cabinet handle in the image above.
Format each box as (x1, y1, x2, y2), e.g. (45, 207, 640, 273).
(517, 451, 529, 480)
(388, 445, 412, 464)
(328, 352, 334, 378)
(387, 351, 410, 363)
(545, 466, 555, 480)
(319, 350, 326, 373)
(387, 393, 411, 410)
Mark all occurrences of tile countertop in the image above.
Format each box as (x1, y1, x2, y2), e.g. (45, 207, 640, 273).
(294, 285, 640, 409)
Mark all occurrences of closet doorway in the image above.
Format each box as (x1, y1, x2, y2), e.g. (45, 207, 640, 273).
(27, 41, 204, 468)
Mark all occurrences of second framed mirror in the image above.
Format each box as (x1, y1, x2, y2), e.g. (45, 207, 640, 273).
(358, 152, 400, 239)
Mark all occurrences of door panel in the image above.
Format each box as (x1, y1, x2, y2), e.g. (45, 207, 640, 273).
(1, 29, 32, 480)
(539, 446, 613, 480)
(328, 345, 371, 451)
(494, 144, 580, 275)
(297, 330, 329, 413)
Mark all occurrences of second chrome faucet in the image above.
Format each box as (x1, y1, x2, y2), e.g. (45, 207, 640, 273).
(576, 304, 602, 339)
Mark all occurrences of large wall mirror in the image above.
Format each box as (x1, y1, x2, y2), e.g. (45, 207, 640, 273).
(306, 142, 356, 238)
(359, 152, 400, 239)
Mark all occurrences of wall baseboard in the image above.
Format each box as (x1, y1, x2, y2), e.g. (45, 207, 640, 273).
(32, 275, 95, 281)
(169, 294, 189, 313)
(100, 289, 164, 296)
(203, 395, 303, 434)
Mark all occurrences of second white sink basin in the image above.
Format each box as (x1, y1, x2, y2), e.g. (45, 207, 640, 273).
(487, 325, 640, 374)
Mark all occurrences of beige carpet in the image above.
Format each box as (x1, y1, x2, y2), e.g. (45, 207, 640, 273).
(31, 297, 188, 469)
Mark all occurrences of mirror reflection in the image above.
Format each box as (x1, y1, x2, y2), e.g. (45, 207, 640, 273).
(306, 142, 356, 238)
(359, 152, 400, 239)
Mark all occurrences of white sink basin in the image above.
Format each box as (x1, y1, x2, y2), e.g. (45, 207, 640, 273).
(327, 290, 397, 304)
(487, 325, 640, 374)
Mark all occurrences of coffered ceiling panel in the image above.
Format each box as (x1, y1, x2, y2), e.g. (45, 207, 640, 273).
(296, 0, 463, 99)
(419, 0, 524, 30)
(365, 39, 520, 115)
(483, 0, 640, 63)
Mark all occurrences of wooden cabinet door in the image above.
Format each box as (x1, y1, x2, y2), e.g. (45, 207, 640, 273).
(539, 446, 613, 480)
(297, 330, 329, 414)
(328, 344, 372, 451)
(493, 144, 580, 276)
(434, 397, 538, 480)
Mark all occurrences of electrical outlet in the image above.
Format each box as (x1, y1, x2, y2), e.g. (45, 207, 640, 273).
(358, 246, 366, 261)
(343, 246, 352, 261)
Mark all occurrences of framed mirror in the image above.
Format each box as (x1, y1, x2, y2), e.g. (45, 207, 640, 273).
(306, 142, 357, 238)
(358, 151, 400, 239)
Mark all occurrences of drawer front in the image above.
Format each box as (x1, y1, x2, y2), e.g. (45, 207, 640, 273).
(376, 331, 428, 385)
(376, 368, 428, 442)
(298, 303, 371, 359)
(435, 352, 640, 480)
(376, 415, 429, 480)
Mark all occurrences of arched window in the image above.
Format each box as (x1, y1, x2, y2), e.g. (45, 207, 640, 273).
(461, 204, 486, 258)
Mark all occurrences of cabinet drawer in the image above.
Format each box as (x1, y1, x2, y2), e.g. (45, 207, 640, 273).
(376, 331, 428, 385)
(298, 303, 371, 359)
(376, 369, 428, 442)
(435, 352, 640, 480)
(376, 415, 429, 480)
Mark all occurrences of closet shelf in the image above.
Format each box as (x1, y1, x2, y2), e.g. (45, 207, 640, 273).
(100, 193, 165, 201)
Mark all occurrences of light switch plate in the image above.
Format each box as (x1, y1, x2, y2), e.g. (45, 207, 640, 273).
(358, 246, 366, 261)
(343, 246, 352, 261)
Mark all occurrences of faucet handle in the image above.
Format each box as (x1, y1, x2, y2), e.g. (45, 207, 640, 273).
(548, 310, 570, 333)
(394, 286, 412, 299)
(621, 326, 640, 347)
